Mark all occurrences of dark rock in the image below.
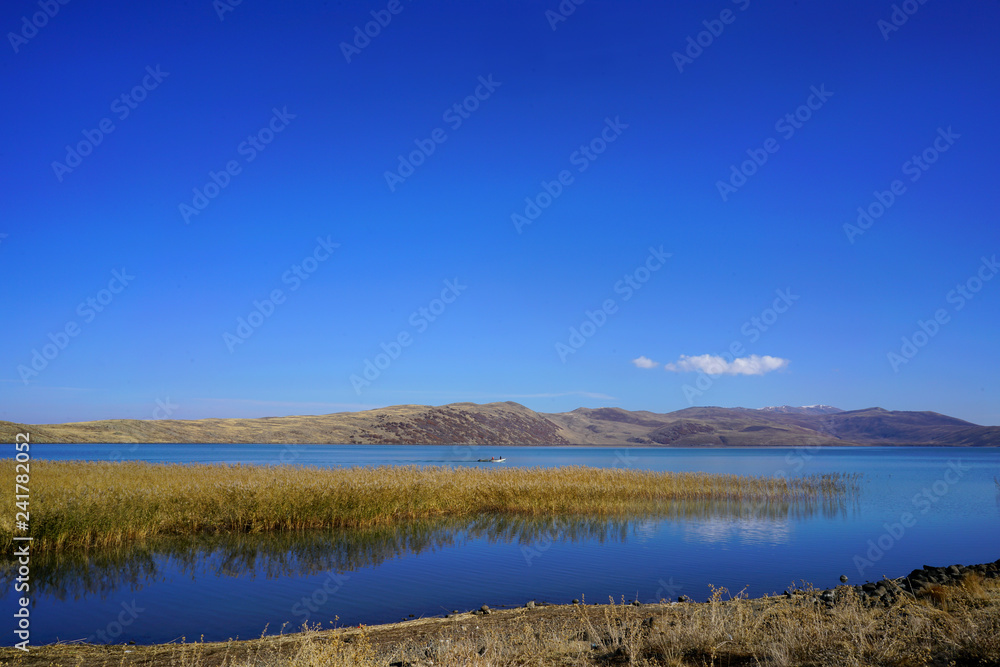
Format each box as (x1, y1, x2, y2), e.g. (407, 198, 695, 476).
(840, 575, 848, 583)
(572, 599, 580, 605)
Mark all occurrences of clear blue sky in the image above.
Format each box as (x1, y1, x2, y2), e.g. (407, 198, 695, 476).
(2, 1, 998, 425)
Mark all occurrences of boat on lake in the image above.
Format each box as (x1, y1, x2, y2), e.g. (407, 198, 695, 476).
(478, 457, 506, 463)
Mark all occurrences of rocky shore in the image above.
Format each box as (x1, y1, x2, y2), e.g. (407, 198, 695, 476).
(454, 558, 1000, 615)
(845, 559, 1000, 605)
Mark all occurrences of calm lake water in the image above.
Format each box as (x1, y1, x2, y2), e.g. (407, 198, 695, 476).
(4, 445, 999, 645)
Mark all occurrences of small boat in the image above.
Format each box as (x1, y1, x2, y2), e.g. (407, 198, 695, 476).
(477, 457, 506, 463)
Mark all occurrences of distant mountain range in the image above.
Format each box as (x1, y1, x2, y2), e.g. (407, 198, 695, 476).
(2, 403, 997, 446)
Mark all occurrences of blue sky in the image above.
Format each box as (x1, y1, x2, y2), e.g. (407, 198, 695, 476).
(2, 1, 998, 425)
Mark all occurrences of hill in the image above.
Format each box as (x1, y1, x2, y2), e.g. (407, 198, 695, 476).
(1, 403, 996, 446)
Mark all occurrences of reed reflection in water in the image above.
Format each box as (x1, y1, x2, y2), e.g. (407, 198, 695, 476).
(7, 491, 856, 602)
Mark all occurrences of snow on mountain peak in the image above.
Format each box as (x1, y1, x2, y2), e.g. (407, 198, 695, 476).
(760, 405, 843, 415)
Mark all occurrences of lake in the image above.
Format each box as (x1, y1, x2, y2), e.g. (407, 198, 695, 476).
(4, 445, 999, 645)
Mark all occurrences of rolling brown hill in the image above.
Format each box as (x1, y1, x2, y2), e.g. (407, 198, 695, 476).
(1, 402, 996, 446)
(0, 402, 570, 445)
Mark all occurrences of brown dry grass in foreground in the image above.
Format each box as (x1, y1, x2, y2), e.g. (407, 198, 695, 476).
(0, 461, 856, 551)
(3, 573, 999, 667)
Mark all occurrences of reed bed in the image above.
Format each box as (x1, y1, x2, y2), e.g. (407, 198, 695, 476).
(0, 460, 858, 551)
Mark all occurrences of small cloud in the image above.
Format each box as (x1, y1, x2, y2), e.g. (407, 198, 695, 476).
(631, 356, 659, 369)
(664, 354, 789, 376)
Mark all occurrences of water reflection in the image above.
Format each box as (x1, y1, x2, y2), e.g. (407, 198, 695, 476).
(8, 520, 468, 602)
(681, 517, 793, 545)
(3, 494, 855, 602)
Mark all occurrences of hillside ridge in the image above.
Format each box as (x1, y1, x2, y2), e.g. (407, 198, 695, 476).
(2, 402, 996, 446)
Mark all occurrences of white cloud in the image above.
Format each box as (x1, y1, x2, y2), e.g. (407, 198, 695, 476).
(663, 354, 789, 376)
(631, 356, 659, 369)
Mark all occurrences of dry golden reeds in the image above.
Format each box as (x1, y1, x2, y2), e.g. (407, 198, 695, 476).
(0, 460, 859, 552)
(2, 573, 998, 666)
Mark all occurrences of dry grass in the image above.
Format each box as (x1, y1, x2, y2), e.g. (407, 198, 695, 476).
(0, 401, 572, 445)
(4, 574, 999, 666)
(0, 461, 857, 551)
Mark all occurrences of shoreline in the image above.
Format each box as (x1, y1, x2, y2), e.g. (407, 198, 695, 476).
(3, 559, 998, 666)
(5, 440, 983, 447)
